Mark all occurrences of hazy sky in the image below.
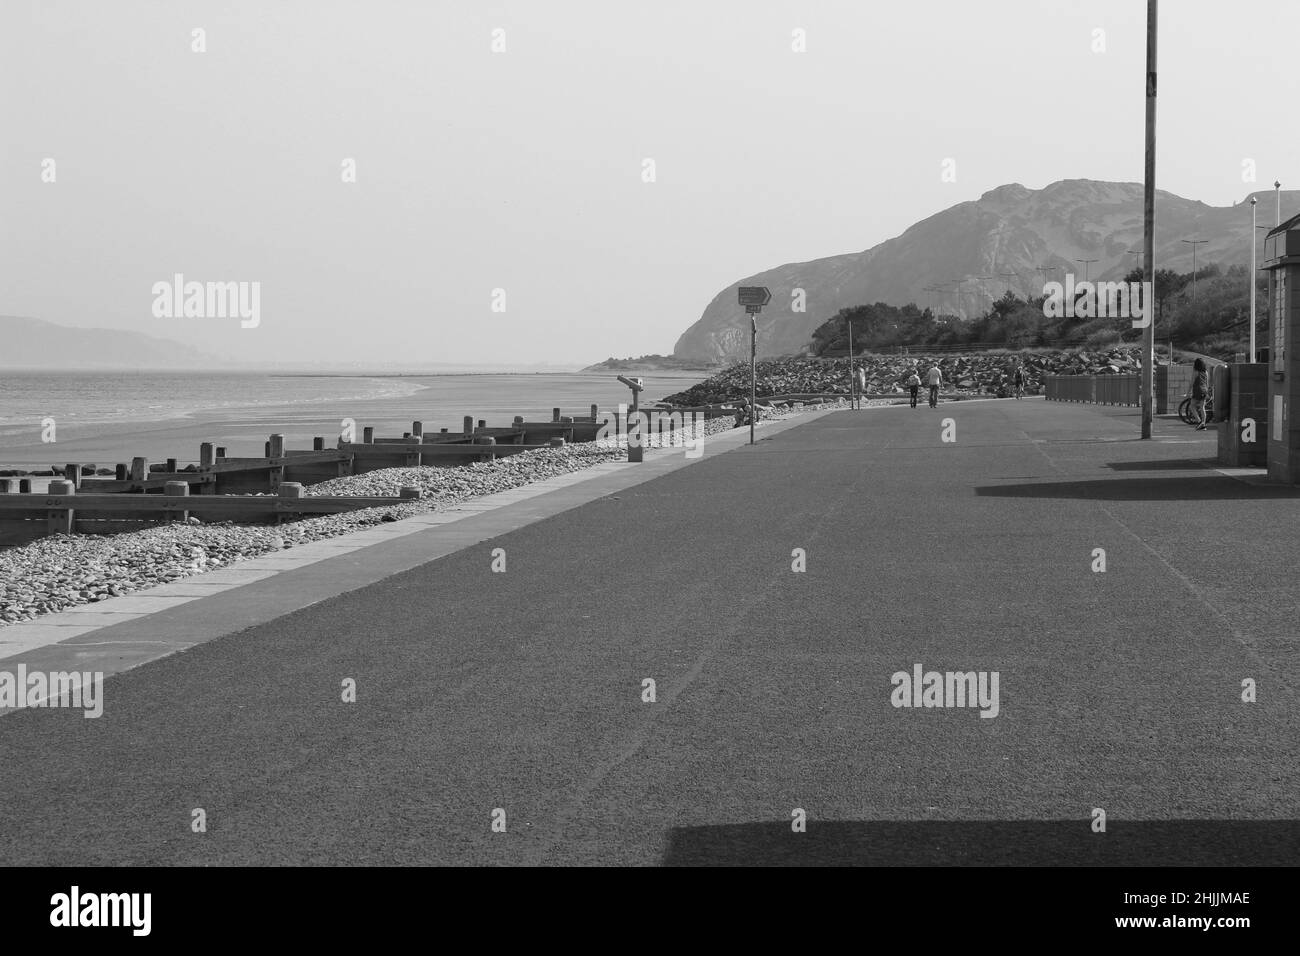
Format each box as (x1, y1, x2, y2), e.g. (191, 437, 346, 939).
(2, 0, 1295, 366)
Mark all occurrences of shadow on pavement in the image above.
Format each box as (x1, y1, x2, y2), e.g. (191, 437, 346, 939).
(662, 820, 1300, 866)
(1104, 459, 1220, 471)
(975, 476, 1300, 501)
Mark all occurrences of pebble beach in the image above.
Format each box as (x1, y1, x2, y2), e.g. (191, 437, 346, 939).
(0, 402, 861, 627)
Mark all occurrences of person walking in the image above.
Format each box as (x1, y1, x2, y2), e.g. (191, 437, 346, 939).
(926, 364, 942, 408)
(1012, 361, 1026, 399)
(855, 364, 867, 409)
(907, 368, 922, 408)
(1191, 358, 1210, 430)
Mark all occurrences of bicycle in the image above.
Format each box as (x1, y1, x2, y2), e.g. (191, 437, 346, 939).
(1178, 389, 1214, 426)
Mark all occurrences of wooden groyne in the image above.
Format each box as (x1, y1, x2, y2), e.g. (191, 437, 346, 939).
(0, 403, 693, 544)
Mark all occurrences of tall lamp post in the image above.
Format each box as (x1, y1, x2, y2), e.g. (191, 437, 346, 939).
(1140, 0, 1157, 440)
(1250, 196, 1258, 361)
(1276, 180, 1283, 226)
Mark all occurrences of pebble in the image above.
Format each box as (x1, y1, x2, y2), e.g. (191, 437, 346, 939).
(0, 406, 820, 627)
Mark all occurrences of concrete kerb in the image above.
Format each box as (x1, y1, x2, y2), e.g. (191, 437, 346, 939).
(0, 404, 847, 687)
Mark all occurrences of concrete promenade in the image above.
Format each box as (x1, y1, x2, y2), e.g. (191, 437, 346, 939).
(0, 398, 1296, 865)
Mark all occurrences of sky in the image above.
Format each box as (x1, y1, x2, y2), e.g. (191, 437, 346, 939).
(1, 0, 1296, 367)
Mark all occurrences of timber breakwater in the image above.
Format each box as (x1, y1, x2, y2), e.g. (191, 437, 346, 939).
(661, 347, 1146, 406)
(0, 398, 843, 626)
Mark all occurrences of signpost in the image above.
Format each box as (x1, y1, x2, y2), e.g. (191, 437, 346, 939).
(738, 287, 770, 445)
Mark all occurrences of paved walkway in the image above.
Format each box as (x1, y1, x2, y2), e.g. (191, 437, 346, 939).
(1, 399, 1296, 865)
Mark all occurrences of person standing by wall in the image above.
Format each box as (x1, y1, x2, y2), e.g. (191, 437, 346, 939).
(1191, 358, 1210, 430)
(926, 364, 942, 408)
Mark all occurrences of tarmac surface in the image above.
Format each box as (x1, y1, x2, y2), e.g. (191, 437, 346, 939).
(1, 397, 1297, 865)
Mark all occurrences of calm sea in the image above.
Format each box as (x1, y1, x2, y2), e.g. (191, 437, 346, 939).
(0, 369, 712, 466)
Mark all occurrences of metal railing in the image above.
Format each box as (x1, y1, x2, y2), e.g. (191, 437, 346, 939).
(1044, 374, 1140, 406)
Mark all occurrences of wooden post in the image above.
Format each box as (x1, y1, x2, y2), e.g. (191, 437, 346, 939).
(474, 436, 497, 460)
(19, 479, 32, 493)
(269, 434, 285, 458)
(115, 464, 128, 480)
(264, 441, 272, 457)
(553, 408, 561, 422)
(463, 416, 473, 436)
(477, 419, 486, 430)
(440, 427, 448, 434)
(0, 479, 10, 493)
(200, 443, 215, 469)
(64, 464, 81, 490)
(412, 421, 423, 441)
(514, 416, 524, 427)
(399, 486, 421, 499)
(47, 479, 75, 536)
(313, 437, 325, 451)
(216, 446, 226, 459)
(549, 437, 565, 448)
(277, 482, 304, 524)
(590, 403, 599, 422)
(164, 480, 190, 524)
(166, 458, 177, 472)
(130, 457, 149, 482)
(363, 426, 374, 444)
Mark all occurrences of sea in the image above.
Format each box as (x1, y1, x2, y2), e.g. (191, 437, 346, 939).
(0, 369, 712, 468)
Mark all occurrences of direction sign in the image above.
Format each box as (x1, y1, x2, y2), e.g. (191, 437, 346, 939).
(745, 305, 763, 314)
(737, 286, 771, 308)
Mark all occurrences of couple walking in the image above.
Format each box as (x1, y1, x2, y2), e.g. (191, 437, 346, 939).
(907, 365, 942, 408)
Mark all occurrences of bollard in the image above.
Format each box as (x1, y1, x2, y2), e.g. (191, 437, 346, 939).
(313, 437, 325, 451)
(363, 426, 374, 444)
(268, 434, 285, 458)
(200, 443, 215, 469)
(130, 457, 149, 482)
(463, 416, 474, 436)
(399, 486, 421, 500)
(47, 479, 75, 535)
(164, 480, 190, 523)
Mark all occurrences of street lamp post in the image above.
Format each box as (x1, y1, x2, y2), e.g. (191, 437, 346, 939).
(1250, 196, 1258, 361)
(1276, 180, 1283, 226)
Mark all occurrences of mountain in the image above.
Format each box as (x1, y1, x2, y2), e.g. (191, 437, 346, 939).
(0, 315, 227, 369)
(673, 179, 1295, 360)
